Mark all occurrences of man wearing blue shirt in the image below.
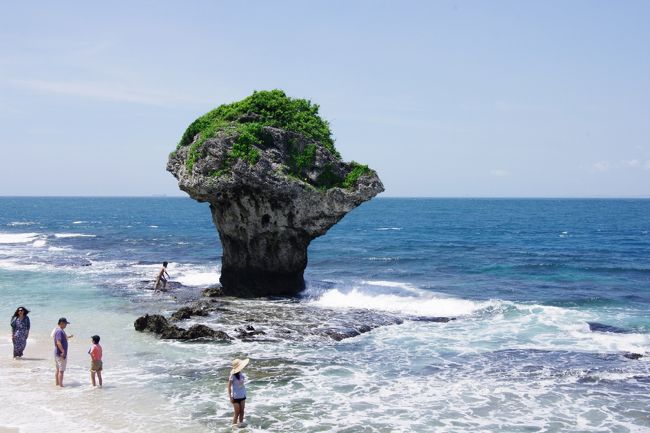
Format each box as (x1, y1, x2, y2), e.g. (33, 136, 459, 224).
(54, 318, 73, 387)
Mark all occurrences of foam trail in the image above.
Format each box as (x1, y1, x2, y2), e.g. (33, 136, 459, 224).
(312, 288, 484, 317)
(48, 246, 71, 252)
(53, 233, 96, 238)
(0, 233, 39, 244)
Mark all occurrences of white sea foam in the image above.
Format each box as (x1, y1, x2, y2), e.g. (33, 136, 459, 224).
(48, 246, 71, 251)
(32, 239, 47, 247)
(176, 269, 220, 286)
(359, 280, 421, 293)
(130, 262, 220, 287)
(0, 259, 42, 271)
(461, 301, 650, 355)
(376, 227, 402, 231)
(367, 256, 398, 261)
(0, 233, 40, 244)
(72, 220, 87, 224)
(6, 221, 35, 227)
(53, 233, 96, 238)
(312, 288, 485, 317)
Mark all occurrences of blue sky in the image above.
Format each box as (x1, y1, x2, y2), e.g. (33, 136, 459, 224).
(1, 1, 649, 197)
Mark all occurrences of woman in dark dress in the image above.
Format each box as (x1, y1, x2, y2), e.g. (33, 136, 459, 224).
(10, 306, 31, 359)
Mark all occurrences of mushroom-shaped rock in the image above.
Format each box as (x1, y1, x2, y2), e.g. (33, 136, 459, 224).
(167, 90, 383, 297)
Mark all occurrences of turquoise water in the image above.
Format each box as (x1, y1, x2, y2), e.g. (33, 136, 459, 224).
(0, 197, 649, 432)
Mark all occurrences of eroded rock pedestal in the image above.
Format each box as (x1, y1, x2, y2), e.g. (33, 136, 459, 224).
(168, 125, 383, 297)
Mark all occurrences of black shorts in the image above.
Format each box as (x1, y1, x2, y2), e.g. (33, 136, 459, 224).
(233, 397, 246, 404)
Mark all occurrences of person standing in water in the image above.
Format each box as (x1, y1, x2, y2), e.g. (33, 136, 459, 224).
(153, 261, 170, 292)
(10, 306, 31, 359)
(227, 358, 250, 426)
(54, 317, 73, 387)
(88, 335, 103, 388)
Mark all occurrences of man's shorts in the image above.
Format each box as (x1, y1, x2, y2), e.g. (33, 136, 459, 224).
(90, 360, 103, 372)
(55, 356, 67, 372)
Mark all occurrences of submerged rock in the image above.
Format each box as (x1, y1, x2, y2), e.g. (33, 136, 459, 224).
(235, 325, 267, 340)
(171, 302, 212, 321)
(587, 322, 631, 334)
(410, 316, 457, 323)
(623, 352, 643, 360)
(139, 280, 183, 291)
(168, 90, 383, 297)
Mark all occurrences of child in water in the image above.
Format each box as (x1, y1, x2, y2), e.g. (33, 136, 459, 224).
(88, 335, 103, 387)
(227, 358, 249, 426)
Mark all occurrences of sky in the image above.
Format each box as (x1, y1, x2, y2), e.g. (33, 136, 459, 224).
(1, 0, 649, 197)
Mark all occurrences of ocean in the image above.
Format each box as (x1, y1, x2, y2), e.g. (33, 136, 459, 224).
(0, 197, 649, 432)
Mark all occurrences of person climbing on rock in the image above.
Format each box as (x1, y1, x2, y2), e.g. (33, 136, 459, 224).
(154, 261, 170, 292)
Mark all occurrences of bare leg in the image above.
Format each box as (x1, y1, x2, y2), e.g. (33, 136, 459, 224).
(232, 402, 240, 424)
(91, 371, 96, 386)
(55, 367, 60, 386)
(97, 371, 103, 387)
(58, 371, 65, 387)
(239, 400, 245, 423)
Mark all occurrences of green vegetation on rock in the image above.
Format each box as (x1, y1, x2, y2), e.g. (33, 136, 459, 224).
(342, 162, 371, 189)
(179, 90, 337, 171)
(177, 89, 374, 190)
(284, 137, 318, 182)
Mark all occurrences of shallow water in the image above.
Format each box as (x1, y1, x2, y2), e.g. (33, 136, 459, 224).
(0, 197, 649, 432)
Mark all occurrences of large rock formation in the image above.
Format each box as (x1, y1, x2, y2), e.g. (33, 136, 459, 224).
(168, 90, 383, 297)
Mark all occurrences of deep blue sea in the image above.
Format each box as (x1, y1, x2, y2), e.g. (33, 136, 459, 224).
(1, 197, 649, 432)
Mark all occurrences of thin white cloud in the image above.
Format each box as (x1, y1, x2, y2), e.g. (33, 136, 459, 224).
(592, 161, 610, 172)
(490, 169, 510, 177)
(591, 159, 650, 172)
(12, 79, 207, 106)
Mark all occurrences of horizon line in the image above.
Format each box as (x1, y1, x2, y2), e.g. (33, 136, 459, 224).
(1, 195, 650, 200)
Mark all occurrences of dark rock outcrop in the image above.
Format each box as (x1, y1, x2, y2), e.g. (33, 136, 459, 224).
(134, 314, 232, 341)
(202, 287, 224, 298)
(167, 91, 383, 297)
(235, 325, 267, 340)
(171, 302, 211, 321)
(410, 316, 457, 323)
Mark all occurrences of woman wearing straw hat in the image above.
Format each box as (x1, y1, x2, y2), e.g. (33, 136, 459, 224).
(228, 358, 249, 426)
